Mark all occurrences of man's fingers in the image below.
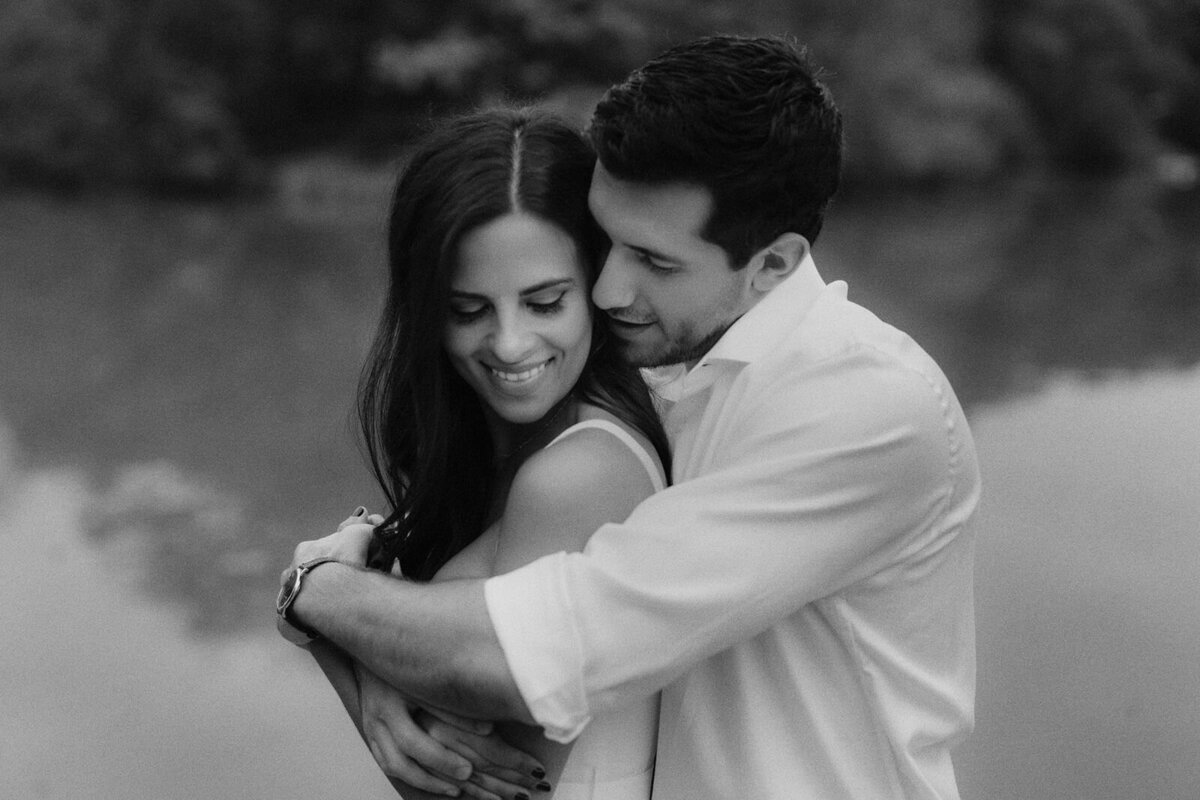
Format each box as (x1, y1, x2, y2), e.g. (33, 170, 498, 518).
(458, 781, 502, 800)
(421, 718, 541, 791)
(364, 719, 465, 796)
(463, 733, 543, 780)
(376, 707, 474, 781)
(422, 705, 494, 736)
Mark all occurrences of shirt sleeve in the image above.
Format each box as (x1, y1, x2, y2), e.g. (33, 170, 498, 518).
(485, 344, 974, 741)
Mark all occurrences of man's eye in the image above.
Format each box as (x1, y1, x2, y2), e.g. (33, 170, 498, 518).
(633, 250, 673, 273)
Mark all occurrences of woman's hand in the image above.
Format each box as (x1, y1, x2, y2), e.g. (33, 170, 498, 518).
(282, 508, 378, 579)
(356, 666, 547, 799)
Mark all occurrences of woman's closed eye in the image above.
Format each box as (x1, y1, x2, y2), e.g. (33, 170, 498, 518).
(526, 292, 567, 315)
(448, 302, 488, 323)
(447, 292, 566, 324)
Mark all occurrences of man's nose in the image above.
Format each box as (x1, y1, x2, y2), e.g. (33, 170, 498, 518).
(592, 249, 635, 311)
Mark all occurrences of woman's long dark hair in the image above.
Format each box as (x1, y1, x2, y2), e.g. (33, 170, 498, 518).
(359, 108, 670, 580)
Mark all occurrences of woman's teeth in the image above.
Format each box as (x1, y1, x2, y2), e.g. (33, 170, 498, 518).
(490, 361, 548, 383)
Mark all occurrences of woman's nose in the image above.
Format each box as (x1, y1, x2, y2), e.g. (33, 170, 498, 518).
(489, 314, 536, 363)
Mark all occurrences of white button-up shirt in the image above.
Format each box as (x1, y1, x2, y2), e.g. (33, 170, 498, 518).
(485, 256, 980, 799)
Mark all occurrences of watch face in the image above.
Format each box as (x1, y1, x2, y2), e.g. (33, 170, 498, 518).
(276, 568, 300, 614)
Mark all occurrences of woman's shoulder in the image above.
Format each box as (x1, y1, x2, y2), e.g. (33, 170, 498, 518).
(512, 404, 665, 505)
(495, 405, 665, 561)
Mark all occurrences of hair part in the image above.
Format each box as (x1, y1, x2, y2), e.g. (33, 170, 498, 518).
(588, 34, 844, 268)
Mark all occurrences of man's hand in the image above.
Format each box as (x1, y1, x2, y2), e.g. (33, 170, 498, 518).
(356, 667, 546, 799)
(417, 709, 551, 800)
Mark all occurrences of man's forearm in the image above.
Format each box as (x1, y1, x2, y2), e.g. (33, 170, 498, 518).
(291, 561, 534, 724)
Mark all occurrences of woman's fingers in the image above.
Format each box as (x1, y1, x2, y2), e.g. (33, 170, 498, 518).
(468, 768, 551, 800)
(336, 506, 369, 531)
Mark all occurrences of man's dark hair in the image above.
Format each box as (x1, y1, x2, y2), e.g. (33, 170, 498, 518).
(589, 35, 843, 267)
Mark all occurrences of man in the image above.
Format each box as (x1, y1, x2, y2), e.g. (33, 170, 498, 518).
(279, 35, 980, 798)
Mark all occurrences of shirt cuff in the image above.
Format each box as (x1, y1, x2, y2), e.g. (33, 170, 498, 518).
(483, 552, 593, 743)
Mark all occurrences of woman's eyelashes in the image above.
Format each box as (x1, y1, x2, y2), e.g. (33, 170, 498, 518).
(448, 293, 568, 324)
(527, 293, 567, 314)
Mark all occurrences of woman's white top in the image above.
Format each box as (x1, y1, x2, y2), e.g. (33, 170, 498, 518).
(543, 419, 664, 799)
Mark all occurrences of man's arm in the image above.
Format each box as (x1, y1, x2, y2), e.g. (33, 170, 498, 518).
(289, 560, 534, 725)
(288, 427, 662, 728)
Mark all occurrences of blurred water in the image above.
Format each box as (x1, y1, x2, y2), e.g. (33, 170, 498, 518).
(1, 176, 1197, 799)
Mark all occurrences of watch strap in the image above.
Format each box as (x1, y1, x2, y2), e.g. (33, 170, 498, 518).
(277, 556, 342, 643)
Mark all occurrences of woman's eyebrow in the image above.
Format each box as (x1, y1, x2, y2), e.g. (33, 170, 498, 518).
(449, 278, 575, 301)
(520, 278, 575, 296)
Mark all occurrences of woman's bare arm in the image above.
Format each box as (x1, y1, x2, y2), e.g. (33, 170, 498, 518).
(485, 423, 663, 788)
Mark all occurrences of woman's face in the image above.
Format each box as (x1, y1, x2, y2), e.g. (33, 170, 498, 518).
(443, 213, 593, 427)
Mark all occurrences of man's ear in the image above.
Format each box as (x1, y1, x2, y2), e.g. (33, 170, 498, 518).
(750, 233, 809, 293)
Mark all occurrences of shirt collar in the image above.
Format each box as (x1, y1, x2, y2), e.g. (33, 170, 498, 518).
(697, 253, 827, 368)
(647, 254, 829, 401)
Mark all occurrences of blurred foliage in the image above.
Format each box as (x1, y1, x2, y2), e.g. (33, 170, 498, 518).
(0, 0, 1197, 192)
(982, 0, 1200, 170)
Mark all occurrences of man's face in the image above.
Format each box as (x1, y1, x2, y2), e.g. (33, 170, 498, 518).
(587, 164, 756, 368)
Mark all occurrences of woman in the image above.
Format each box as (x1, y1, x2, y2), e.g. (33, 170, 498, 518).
(309, 108, 670, 800)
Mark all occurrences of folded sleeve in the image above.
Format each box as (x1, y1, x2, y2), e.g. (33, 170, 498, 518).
(484, 552, 592, 742)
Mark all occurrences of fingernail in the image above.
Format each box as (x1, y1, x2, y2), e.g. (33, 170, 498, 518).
(353, 506, 366, 516)
(531, 767, 545, 780)
(536, 781, 552, 792)
(516, 794, 530, 800)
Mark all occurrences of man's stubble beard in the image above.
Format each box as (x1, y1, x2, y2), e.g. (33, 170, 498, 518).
(620, 319, 735, 369)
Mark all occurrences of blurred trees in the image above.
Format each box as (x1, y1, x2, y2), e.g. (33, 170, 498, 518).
(982, 0, 1200, 170)
(0, 0, 1197, 192)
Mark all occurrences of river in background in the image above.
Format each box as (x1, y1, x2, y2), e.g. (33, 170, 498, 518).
(2, 174, 1198, 799)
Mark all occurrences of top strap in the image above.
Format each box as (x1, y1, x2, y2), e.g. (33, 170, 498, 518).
(547, 419, 667, 493)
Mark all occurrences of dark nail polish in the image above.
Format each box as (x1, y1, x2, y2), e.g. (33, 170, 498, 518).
(516, 793, 530, 800)
(531, 767, 546, 780)
(353, 506, 366, 516)
(536, 782, 552, 792)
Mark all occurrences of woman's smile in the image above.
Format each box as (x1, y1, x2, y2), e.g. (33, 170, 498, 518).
(488, 358, 552, 385)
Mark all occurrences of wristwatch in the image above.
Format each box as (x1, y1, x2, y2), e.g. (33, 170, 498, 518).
(275, 556, 341, 646)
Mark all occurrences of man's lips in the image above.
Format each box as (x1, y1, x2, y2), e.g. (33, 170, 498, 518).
(606, 315, 655, 331)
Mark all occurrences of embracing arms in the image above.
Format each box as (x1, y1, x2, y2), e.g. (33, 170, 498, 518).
(292, 559, 525, 721)
(287, 423, 663, 794)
